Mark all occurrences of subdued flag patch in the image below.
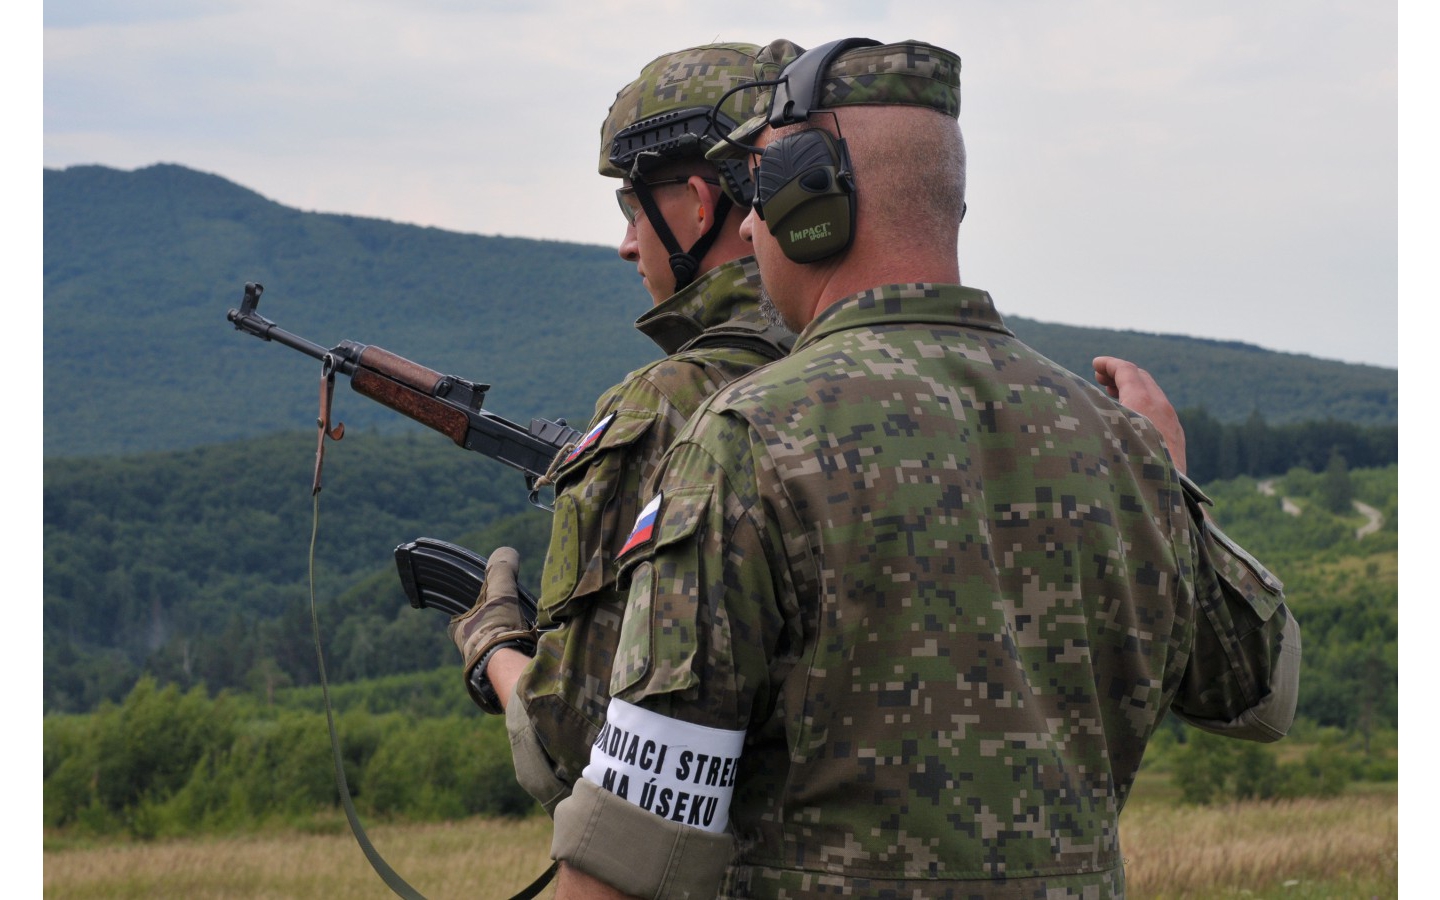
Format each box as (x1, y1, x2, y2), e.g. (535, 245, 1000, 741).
(619, 492, 663, 557)
(565, 413, 616, 463)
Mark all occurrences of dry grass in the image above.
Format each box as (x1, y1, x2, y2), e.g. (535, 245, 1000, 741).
(44, 790, 1396, 899)
(43, 816, 558, 899)
(1121, 792, 1398, 898)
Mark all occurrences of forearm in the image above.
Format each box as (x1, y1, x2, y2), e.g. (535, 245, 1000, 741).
(485, 647, 531, 711)
(555, 862, 642, 900)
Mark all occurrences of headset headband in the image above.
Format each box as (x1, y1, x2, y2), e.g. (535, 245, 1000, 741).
(768, 38, 881, 127)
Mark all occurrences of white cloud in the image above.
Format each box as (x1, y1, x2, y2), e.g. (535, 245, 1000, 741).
(42, 0, 1399, 367)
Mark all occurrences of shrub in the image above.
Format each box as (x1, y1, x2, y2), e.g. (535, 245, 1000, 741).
(361, 715, 536, 820)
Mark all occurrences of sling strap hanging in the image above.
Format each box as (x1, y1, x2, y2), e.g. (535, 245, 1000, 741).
(307, 357, 559, 900)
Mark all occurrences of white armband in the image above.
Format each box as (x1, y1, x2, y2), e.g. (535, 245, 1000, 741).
(581, 698, 745, 834)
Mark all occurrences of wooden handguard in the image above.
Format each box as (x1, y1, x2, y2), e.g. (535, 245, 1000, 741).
(357, 346, 445, 391)
(351, 347, 470, 446)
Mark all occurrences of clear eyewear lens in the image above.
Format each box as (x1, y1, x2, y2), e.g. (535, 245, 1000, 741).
(614, 177, 714, 225)
(616, 188, 643, 224)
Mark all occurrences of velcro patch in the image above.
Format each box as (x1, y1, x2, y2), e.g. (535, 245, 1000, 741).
(618, 492, 662, 558)
(564, 413, 616, 463)
(582, 698, 745, 834)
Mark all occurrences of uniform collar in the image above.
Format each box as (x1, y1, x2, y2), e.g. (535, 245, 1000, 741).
(794, 283, 1013, 352)
(634, 256, 767, 355)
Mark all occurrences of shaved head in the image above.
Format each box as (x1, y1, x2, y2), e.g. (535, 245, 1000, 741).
(741, 105, 967, 328)
(842, 105, 966, 253)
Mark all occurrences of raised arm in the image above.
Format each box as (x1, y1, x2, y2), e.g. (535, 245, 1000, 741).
(1093, 356, 1187, 475)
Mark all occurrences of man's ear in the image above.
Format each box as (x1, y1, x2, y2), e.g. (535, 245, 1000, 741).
(687, 174, 722, 229)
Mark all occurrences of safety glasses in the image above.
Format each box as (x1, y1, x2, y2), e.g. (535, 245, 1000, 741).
(615, 178, 719, 224)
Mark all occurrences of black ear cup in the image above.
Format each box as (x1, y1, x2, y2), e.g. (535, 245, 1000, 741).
(754, 129, 855, 264)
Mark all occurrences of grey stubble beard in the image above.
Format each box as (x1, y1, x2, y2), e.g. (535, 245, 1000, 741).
(757, 285, 798, 334)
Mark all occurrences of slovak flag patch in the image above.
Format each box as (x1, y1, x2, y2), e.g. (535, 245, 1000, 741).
(565, 413, 615, 463)
(619, 493, 663, 558)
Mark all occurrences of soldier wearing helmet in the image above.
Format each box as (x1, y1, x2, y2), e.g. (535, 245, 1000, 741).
(601, 44, 766, 303)
(447, 42, 793, 821)
(550, 38, 1299, 899)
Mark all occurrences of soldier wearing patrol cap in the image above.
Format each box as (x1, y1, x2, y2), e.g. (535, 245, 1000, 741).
(446, 42, 794, 818)
(551, 38, 1301, 898)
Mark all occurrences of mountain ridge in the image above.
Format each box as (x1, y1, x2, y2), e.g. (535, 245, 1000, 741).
(44, 163, 1398, 460)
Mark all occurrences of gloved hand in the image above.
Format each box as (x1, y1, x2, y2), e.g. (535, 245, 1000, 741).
(448, 547, 537, 714)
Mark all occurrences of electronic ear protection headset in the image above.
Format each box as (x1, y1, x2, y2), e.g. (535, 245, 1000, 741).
(752, 123, 856, 264)
(728, 38, 881, 264)
(765, 38, 880, 127)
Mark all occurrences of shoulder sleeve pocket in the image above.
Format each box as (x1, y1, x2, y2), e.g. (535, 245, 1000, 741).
(1204, 520, 1284, 621)
(549, 411, 656, 487)
(611, 485, 715, 697)
(1173, 478, 1299, 741)
(655, 485, 713, 548)
(539, 411, 658, 613)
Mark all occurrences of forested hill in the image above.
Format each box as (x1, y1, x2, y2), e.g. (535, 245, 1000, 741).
(44, 164, 1396, 459)
(43, 163, 1398, 717)
(43, 164, 654, 458)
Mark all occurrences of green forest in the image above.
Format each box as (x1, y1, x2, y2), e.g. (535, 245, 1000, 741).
(44, 430, 553, 712)
(43, 161, 1400, 842)
(43, 160, 1399, 717)
(43, 464, 1399, 837)
(44, 164, 656, 458)
(43, 417, 1398, 714)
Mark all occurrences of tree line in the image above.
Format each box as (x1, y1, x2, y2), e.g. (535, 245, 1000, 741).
(44, 672, 536, 839)
(44, 459, 1398, 837)
(44, 421, 1398, 719)
(1178, 407, 1396, 484)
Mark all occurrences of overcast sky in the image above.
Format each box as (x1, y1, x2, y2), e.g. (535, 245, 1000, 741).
(43, 2, 1401, 369)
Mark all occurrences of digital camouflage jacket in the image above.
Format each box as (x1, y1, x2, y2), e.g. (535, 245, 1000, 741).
(552, 283, 1299, 898)
(507, 256, 792, 813)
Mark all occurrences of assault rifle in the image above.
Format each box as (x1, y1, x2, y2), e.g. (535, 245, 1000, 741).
(227, 282, 580, 506)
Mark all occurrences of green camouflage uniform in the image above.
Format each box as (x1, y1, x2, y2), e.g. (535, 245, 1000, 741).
(553, 284, 1299, 898)
(507, 256, 791, 812)
(495, 42, 794, 813)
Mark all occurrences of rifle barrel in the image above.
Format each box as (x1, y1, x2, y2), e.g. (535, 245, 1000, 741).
(225, 282, 580, 499)
(227, 308, 360, 374)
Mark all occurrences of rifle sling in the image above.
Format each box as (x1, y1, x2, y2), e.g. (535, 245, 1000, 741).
(306, 362, 558, 900)
(313, 355, 346, 495)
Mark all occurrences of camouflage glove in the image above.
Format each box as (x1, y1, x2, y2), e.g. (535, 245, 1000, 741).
(447, 547, 537, 714)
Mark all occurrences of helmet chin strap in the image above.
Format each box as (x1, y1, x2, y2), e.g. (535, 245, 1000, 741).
(631, 178, 735, 292)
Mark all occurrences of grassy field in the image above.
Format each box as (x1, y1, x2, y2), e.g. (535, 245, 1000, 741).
(43, 816, 557, 899)
(44, 786, 1396, 899)
(1120, 779, 1397, 898)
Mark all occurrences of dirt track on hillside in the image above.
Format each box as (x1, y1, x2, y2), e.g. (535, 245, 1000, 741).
(1256, 479, 1383, 539)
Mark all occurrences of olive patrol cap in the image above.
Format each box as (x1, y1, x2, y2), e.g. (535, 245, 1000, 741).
(705, 38, 961, 161)
(599, 42, 764, 179)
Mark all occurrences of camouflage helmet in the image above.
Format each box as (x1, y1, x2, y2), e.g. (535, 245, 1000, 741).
(599, 42, 762, 202)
